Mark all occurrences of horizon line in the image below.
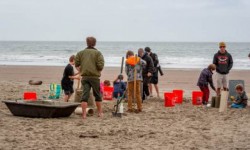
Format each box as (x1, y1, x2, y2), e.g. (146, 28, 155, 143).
(0, 40, 250, 43)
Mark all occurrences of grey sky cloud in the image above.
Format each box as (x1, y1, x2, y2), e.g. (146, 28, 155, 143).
(0, 0, 249, 42)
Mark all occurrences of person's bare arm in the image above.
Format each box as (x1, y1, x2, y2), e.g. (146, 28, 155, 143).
(69, 75, 81, 80)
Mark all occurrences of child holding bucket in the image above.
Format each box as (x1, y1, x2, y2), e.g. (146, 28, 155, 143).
(61, 55, 79, 102)
(197, 64, 216, 105)
(231, 84, 248, 108)
(125, 50, 145, 113)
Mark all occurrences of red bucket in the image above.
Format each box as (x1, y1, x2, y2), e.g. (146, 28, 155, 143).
(164, 92, 175, 107)
(192, 91, 203, 105)
(23, 92, 37, 101)
(173, 90, 184, 104)
(103, 86, 114, 100)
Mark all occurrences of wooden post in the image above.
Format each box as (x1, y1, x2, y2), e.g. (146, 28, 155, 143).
(219, 91, 229, 112)
(133, 55, 138, 108)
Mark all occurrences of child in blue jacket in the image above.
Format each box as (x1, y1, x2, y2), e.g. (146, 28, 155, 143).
(113, 75, 126, 99)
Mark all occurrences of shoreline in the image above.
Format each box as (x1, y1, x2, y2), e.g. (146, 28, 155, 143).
(0, 65, 249, 97)
(0, 64, 250, 71)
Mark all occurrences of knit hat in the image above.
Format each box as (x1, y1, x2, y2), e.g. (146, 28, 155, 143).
(145, 47, 151, 52)
(219, 42, 226, 47)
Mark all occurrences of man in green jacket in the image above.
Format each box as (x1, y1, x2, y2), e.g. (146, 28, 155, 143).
(75, 37, 105, 119)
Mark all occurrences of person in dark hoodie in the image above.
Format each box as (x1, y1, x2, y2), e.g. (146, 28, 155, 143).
(145, 47, 161, 98)
(197, 64, 216, 105)
(138, 48, 154, 101)
(213, 42, 233, 96)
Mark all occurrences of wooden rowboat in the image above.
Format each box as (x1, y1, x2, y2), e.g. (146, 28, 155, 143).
(2, 100, 79, 118)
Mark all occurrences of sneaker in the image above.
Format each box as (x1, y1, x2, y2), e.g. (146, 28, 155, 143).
(134, 109, 142, 113)
(127, 109, 133, 113)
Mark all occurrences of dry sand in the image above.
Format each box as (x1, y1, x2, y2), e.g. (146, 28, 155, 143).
(0, 65, 250, 150)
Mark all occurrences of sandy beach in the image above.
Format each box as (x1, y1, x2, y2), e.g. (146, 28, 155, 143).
(1, 65, 250, 149)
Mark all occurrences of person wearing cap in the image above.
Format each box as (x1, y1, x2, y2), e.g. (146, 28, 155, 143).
(145, 47, 161, 98)
(213, 42, 233, 96)
(197, 64, 216, 105)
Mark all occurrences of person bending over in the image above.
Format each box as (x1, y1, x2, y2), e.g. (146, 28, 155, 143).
(197, 64, 216, 105)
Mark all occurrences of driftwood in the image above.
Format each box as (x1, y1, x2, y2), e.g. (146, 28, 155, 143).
(29, 80, 43, 85)
(79, 134, 99, 138)
(74, 107, 94, 116)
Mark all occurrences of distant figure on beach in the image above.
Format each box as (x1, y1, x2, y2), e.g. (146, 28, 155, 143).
(113, 75, 126, 99)
(213, 42, 233, 95)
(248, 53, 250, 59)
(125, 50, 144, 113)
(197, 64, 216, 105)
(138, 48, 154, 101)
(75, 37, 105, 119)
(145, 47, 161, 98)
(61, 55, 79, 102)
(231, 84, 248, 108)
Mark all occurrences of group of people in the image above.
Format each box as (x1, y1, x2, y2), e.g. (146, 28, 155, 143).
(61, 37, 248, 120)
(197, 42, 248, 108)
(125, 47, 164, 112)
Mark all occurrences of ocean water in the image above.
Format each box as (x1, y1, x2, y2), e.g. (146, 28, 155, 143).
(0, 41, 249, 70)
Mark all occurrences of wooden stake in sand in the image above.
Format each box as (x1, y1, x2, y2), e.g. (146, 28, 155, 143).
(133, 55, 138, 109)
(219, 91, 229, 112)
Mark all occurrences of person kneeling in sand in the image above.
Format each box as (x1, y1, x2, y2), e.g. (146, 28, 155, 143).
(113, 75, 126, 99)
(231, 84, 248, 108)
(197, 64, 216, 105)
(125, 50, 145, 113)
(75, 37, 105, 119)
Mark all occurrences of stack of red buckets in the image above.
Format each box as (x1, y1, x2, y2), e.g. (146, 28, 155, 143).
(164, 90, 203, 107)
(164, 90, 183, 107)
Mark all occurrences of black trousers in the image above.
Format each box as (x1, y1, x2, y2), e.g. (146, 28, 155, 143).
(142, 76, 151, 100)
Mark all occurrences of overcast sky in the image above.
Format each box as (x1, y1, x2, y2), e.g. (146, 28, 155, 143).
(0, 0, 250, 42)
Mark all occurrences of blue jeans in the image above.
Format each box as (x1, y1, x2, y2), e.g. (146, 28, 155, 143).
(231, 103, 245, 108)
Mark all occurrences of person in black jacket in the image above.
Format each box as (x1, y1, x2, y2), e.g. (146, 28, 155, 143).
(138, 48, 154, 101)
(213, 42, 233, 96)
(145, 47, 161, 98)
